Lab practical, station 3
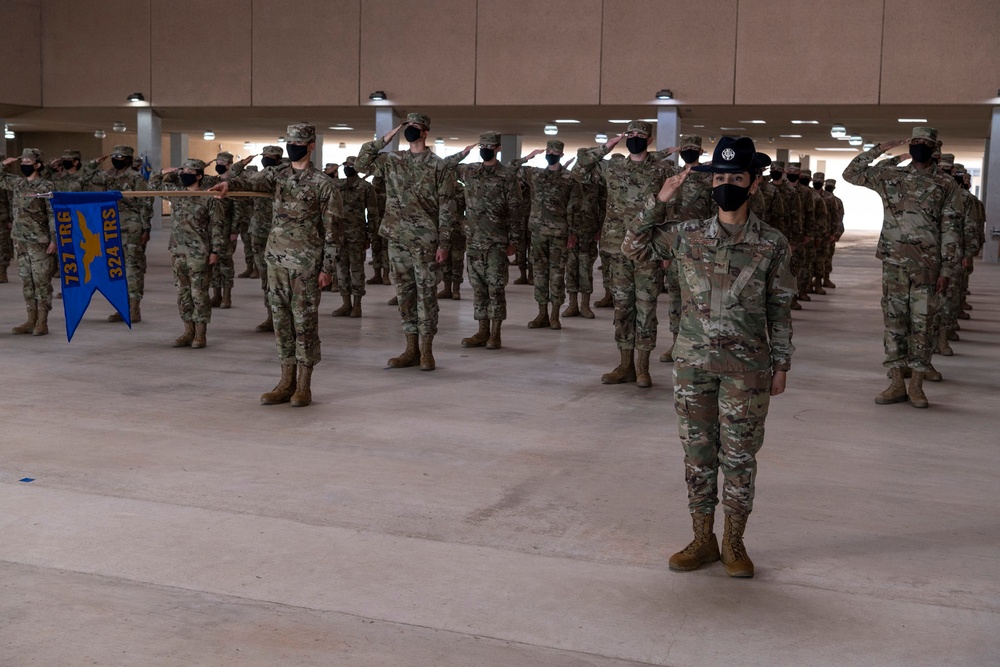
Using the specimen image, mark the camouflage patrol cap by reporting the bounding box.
[61,149,82,160]
[910,126,938,143]
[786,161,801,171]
[627,120,653,136]
[813,171,825,180]
[546,139,564,153]
[801,168,812,178]
[182,158,207,172]
[286,124,316,143]
[261,145,283,157]
[20,148,43,162]
[938,153,955,167]
[215,151,234,165]
[324,162,339,169]
[824,178,836,186]
[111,145,135,158]
[479,131,501,146]
[771,160,785,170]
[343,156,357,165]
[954,163,967,174]
[678,135,702,150]
[406,112,431,129]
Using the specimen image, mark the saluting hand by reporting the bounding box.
[383,124,402,143]
[605,133,624,150]
[655,165,692,203]
[880,139,910,151]
[208,182,230,198]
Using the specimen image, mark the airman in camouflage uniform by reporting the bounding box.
[356,112,456,371]
[512,139,581,331]
[1,149,56,335]
[564,166,606,319]
[83,145,152,322]
[797,167,829,296]
[217,124,344,407]
[0,153,13,283]
[818,177,845,288]
[843,127,961,408]
[246,145,285,332]
[574,120,678,388]
[935,156,981,355]
[49,150,88,192]
[624,136,795,579]
[954,164,984,318]
[769,161,804,309]
[206,151,243,309]
[437,183,467,300]
[366,173,391,286]
[330,155,378,319]
[149,159,225,348]
[442,131,525,349]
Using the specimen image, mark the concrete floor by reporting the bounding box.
[0,231,997,666]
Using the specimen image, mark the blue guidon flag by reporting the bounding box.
[51,192,131,341]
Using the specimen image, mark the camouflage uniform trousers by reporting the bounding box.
[240,225,254,272]
[530,233,568,305]
[14,241,56,309]
[796,243,816,294]
[211,235,237,290]
[933,273,961,336]
[467,244,510,321]
[370,233,390,274]
[665,260,681,335]
[814,241,833,280]
[881,262,937,372]
[565,236,597,295]
[267,264,322,367]
[441,229,466,286]
[336,239,367,297]
[121,220,147,305]
[172,252,212,324]
[674,365,772,516]
[0,221,12,270]
[607,253,662,352]
[388,241,440,336]
[252,231,270,310]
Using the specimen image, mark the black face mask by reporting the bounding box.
[215,164,228,175]
[61,160,76,170]
[20,164,37,177]
[326,170,338,179]
[403,126,423,143]
[261,156,279,168]
[286,144,309,162]
[824,185,835,193]
[769,171,782,181]
[953,174,964,185]
[625,137,648,154]
[786,173,799,183]
[680,149,700,164]
[479,148,496,162]
[712,183,752,212]
[812,181,823,190]
[909,143,934,163]
[344,166,357,178]
[545,154,561,166]
[111,157,131,171]
[179,173,199,187]
[961,182,970,190]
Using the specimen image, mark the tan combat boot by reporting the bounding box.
[812,278,827,295]
[249,266,260,279]
[636,350,652,388]
[382,267,391,285]
[660,333,678,363]
[220,285,232,309]
[789,297,802,310]
[594,289,613,308]
[366,271,382,285]
[260,363,297,405]
[108,310,124,322]
[486,319,502,349]
[387,295,398,306]
[129,300,141,323]
[255,314,274,333]
[527,304,549,329]
[937,329,954,356]
[823,274,836,288]
[875,367,908,404]
[12,301,37,334]
[461,320,490,348]
[579,293,595,319]
[436,281,453,299]
[387,334,420,368]
[290,365,313,407]
[331,293,352,317]
[0,265,7,283]
[721,515,754,578]
[419,335,435,371]
[513,267,529,285]
[191,322,207,349]
[549,303,561,330]
[601,348,637,384]
[957,309,971,320]
[924,361,942,382]
[452,281,461,300]
[908,371,928,408]
[210,286,222,308]
[668,513,720,572]
[562,292,580,317]
[32,304,49,336]
[173,321,195,347]
[350,295,363,318]
[238,266,253,278]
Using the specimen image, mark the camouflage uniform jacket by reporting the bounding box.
[573,146,678,253]
[50,170,88,193]
[777,181,804,244]
[355,139,456,252]
[443,157,524,250]
[577,171,607,241]
[752,181,789,240]
[793,182,818,242]
[0,171,55,243]
[669,168,715,221]
[0,188,12,230]
[83,163,153,233]
[816,189,841,239]
[624,204,796,372]
[956,189,983,258]
[148,172,225,258]
[843,145,961,281]
[510,159,581,239]
[229,163,344,274]
[336,175,378,243]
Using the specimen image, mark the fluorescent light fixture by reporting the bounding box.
[608,119,631,124]
[449,137,459,140]
[779,134,802,138]
[203,131,215,141]
[720,127,746,131]
[368,90,386,101]
[897,118,927,123]
[94,129,106,139]
[738,120,766,124]
[655,89,673,100]
[848,135,863,146]
[863,142,876,151]
[434,138,445,146]
[831,124,847,137]
[243,141,252,150]
[328,126,353,131]
[693,125,705,128]
[815,147,859,151]
[543,125,558,135]
[836,136,853,141]
[595,133,608,143]
[112,121,126,133]
[554,119,580,124]
[277,136,286,144]
[791,120,819,124]
[338,142,347,149]
[4,127,14,140]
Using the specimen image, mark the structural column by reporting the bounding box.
[500,134,521,165]
[312,133,324,171]
[375,108,401,153]
[984,107,1000,263]
[136,107,162,229]
[656,106,678,160]
[169,132,188,168]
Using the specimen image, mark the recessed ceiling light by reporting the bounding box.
[543,125,558,135]
[815,147,859,151]
[693,125,705,128]
[449,137,459,140]
[328,126,354,131]
[897,118,928,123]
[791,120,819,124]
[720,127,746,131]
[203,131,215,140]
[779,134,802,138]
[434,138,445,146]
[863,143,876,151]
[608,119,631,124]
[738,120,766,124]
[554,119,580,124]
[831,124,847,138]
[640,118,657,123]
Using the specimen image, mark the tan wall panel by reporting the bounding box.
[252,0,360,106]
[0,0,42,106]
[151,0,252,106]
[42,0,151,107]
[601,0,737,105]
[881,0,1000,104]
[477,0,602,105]
[360,0,475,106]
[735,0,882,105]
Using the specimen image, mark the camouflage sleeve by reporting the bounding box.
[209,199,226,255]
[355,138,388,174]
[964,197,983,256]
[775,192,789,238]
[598,183,608,233]
[875,155,904,168]
[572,145,609,182]
[364,183,378,239]
[147,171,165,190]
[506,174,525,248]
[322,180,345,276]
[842,144,888,192]
[436,166,456,253]
[938,183,962,279]
[441,152,468,170]
[766,240,796,372]
[133,174,153,234]
[0,172,17,191]
[621,196,679,262]
[228,167,274,193]
[81,160,104,187]
[569,178,583,238]
[509,157,529,168]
